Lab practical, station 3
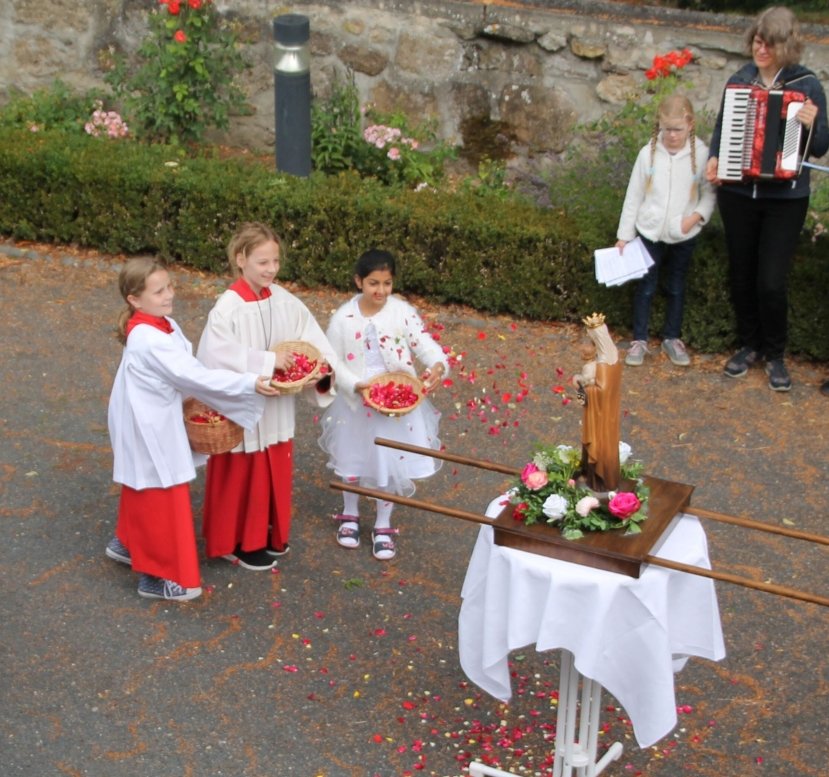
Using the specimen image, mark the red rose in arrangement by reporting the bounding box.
[189,409,227,424]
[367,380,420,410]
[273,352,319,384]
[608,492,641,520]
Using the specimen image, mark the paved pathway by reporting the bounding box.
[1,241,827,776]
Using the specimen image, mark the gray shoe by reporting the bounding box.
[138,574,202,602]
[625,340,648,366]
[765,359,792,392]
[724,347,760,378]
[661,338,690,366]
[105,536,131,565]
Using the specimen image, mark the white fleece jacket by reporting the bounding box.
[617,136,716,245]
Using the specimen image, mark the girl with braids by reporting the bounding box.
[105,256,276,601]
[615,94,715,368]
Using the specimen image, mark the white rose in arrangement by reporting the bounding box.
[618,441,632,465]
[541,494,569,521]
[575,495,600,517]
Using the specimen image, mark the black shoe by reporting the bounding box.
[765,359,792,392]
[724,347,760,378]
[821,380,829,397]
[221,547,277,571]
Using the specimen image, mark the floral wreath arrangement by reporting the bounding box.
[507,442,649,541]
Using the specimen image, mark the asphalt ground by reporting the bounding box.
[0,240,827,777]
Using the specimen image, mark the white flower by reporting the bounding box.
[618,441,632,465]
[541,494,568,521]
[554,444,577,465]
[575,495,600,517]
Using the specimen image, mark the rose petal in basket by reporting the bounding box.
[361,371,424,416]
[270,340,322,394]
[183,397,244,455]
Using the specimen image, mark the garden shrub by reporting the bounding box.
[0,124,827,359]
[104,0,248,144]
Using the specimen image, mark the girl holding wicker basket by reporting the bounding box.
[319,249,449,561]
[196,223,337,571]
[105,256,277,602]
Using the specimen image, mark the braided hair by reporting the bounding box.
[645,94,699,202]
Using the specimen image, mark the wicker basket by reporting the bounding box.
[361,371,424,416]
[183,397,244,455]
[270,340,323,394]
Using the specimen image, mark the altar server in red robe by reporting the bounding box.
[105,256,277,601]
[196,223,337,570]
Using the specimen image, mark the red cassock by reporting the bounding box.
[117,483,200,588]
[202,442,293,557]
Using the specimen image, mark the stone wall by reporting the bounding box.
[2,0,829,171]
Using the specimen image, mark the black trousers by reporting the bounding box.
[716,188,809,361]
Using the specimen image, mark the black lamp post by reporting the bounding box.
[273,14,311,176]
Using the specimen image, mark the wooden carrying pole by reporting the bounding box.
[331,480,829,608]
[344,438,829,608]
[374,437,829,547]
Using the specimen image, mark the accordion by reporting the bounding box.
[716,85,805,182]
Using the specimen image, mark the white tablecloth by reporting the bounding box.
[458,497,726,748]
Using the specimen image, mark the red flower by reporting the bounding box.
[188,409,227,424]
[273,352,318,384]
[647,49,693,80]
[188,0,202,7]
[168,0,181,14]
[366,380,420,410]
[174,29,187,43]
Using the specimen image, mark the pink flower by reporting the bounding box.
[387,147,401,161]
[575,496,600,517]
[608,492,641,520]
[520,462,548,490]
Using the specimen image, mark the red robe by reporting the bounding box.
[117,313,199,586]
[202,278,293,556]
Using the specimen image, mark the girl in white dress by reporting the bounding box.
[319,249,448,560]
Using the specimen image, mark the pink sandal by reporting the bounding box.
[371,528,399,561]
[333,513,360,548]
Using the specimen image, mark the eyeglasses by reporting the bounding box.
[752,37,775,52]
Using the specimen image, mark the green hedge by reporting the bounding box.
[1,128,827,359]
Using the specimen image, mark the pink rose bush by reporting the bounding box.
[508,442,648,540]
[84,101,129,138]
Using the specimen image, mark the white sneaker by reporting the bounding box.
[625,340,648,366]
[661,338,690,366]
